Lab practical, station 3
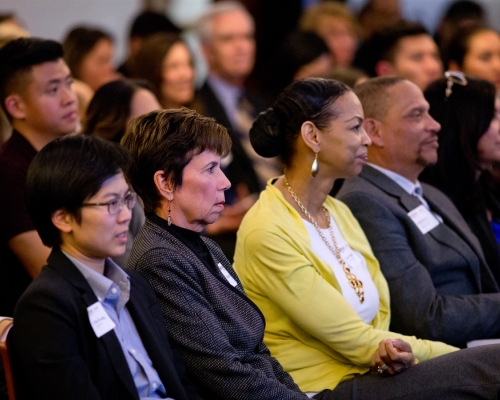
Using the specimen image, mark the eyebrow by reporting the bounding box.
[344,116,363,123]
[45,73,72,86]
[100,189,131,199]
[403,106,427,116]
[204,161,219,169]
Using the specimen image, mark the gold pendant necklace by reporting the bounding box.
[283,176,365,303]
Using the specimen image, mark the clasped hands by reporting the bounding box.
[370,339,415,377]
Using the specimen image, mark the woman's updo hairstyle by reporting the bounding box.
[250,78,350,167]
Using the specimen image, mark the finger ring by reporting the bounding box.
[377,364,388,374]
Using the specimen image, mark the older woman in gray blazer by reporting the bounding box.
[121,108,308,400]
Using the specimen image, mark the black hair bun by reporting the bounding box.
[250,108,283,158]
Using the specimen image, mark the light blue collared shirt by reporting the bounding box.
[208,73,243,130]
[63,252,170,400]
[368,163,442,222]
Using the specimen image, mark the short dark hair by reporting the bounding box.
[83,79,155,142]
[62,26,112,80]
[422,75,496,214]
[443,1,484,23]
[250,78,350,168]
[0,37,63,118]
[265,30,330,99]
[354,21,430,77]
[121,108,232,214]
[26,135,132,247]
[129,10,180,39]
[353,76,406,120]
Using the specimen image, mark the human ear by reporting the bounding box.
[363,118,384,147]
[300,121,320,153]
[153,170,175,201]
[4,94,27,120]
[375,60,395,77]
[51,209,74,234]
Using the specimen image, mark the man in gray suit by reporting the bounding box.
[337,76,500,347]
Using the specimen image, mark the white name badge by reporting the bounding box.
[217,263,238,287]
[408,205,440,235]
[87,301,116,338]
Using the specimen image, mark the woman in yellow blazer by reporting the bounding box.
[233,78,500,399]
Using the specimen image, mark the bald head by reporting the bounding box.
[356,77,441,182]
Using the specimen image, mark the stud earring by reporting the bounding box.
[311,151,319,177]
[167,201,172,226]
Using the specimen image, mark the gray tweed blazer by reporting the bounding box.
[127,217,306,400]
[338,165,500,347]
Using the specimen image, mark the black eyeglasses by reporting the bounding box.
[81,192,137,215]
[445,70,467,98]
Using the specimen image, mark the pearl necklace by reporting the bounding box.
[283,176,365,303]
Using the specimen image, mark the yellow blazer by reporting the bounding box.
[233,181,457,392]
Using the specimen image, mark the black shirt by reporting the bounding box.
[147,213,217,273]
[0,130,38,316]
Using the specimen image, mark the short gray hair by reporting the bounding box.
[196,1,254,44]
[353,76,405,120]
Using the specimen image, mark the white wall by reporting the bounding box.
[3,0,500,64]
[348,0,500,33]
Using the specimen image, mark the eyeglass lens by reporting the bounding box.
[109,193,137,214]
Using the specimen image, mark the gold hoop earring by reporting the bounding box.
[167,201,172,226]
[311,151,319,177]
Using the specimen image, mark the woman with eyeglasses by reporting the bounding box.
[83,79,161,267]
[421,72,500,286]
[9,135,200,399]
[232,78,500,398]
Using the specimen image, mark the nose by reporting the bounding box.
[361,127,372,147]
[117,201,132,224]
[219,169,231,191]
[62,84,77,105]
[426,113,441,133]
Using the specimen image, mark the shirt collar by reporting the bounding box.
[367,163,423,196]
[62,251,130,305]
[208,74,243,118]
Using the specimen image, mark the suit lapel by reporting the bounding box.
[360,166,485,290]
[424,191,498,291]
[197,82,234,130]
[49,249,139,399]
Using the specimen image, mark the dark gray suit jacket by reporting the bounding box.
[127,217,306,400]
[337,165,500,346]
[10,248,199,400]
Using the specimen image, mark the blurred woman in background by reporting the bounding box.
[300,2,358,68]
[63,26,120,92]
[83,79,160,142]
[444,25,500,92]
[130,32,195,109]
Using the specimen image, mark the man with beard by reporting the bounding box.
[337,77,500,348]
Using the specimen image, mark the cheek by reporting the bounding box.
[464,55,487,74]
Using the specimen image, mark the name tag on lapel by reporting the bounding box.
[87,302,115,338]
[408,205,440,234]
[217,263,238,287]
